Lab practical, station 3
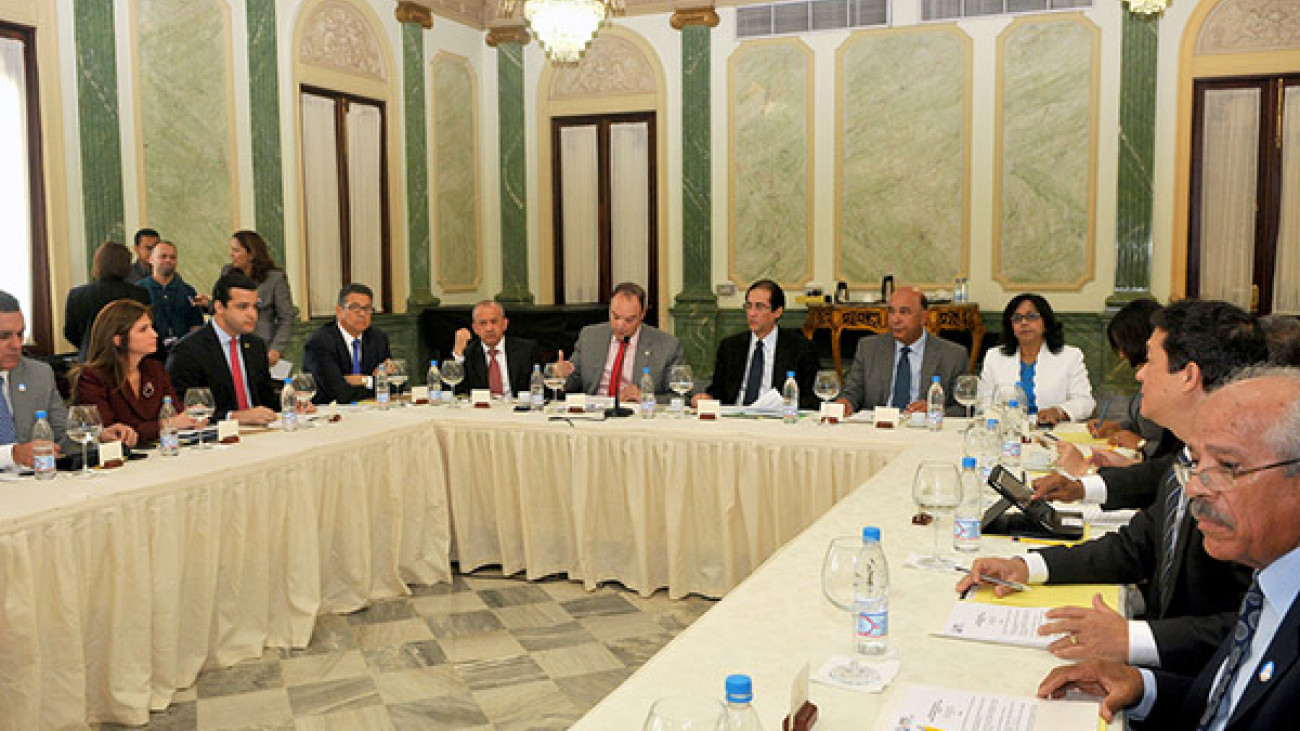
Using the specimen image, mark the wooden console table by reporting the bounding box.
[802,303,985,380]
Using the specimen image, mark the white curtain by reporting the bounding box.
[0,39,32,322]
[347,103,384,309]
[300,93,343,317]
[1275,86,1300,314]
[609,122,650,290]
[1198,88,1261,310]
[560,125,600,303]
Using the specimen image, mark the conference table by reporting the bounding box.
[0,402,929,729]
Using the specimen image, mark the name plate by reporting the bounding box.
[696,399,721,420]
[875,407,900,429]
[471,389,492,408]
[98,440,124,468]
[566,393,587,413]
[411,385,430,405]
[218,419,240,444]
[819,402,845,424]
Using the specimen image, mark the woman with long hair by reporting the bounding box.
[63,241,152,359]
[73,299,197,445]
[221,229,294,366]
[979,293,1095,425]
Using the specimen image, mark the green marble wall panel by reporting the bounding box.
[678,24,714,301]
[247,0,285,264]
[136,0,234,290]
[729,41,810,286]
[838,29,968,287]
[75,0,125,257]
[403,22,433,305]
[496,42,532,303]
[433,54,480,291]
[996,19,1097,288]
[1112,12,1159,299]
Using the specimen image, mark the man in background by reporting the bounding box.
[137,240,205,357]
[303,283,392,404]
[450,300,541,397]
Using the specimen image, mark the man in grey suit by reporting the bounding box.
[556,282,684,400]
[837,286,968,416]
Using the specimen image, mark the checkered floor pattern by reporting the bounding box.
[96,566,716,730]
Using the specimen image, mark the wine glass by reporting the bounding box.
[954,374,980,423]
[913,460,962,571]
[642,696,725,731]
[440,359,464,407]
[813,369,840,422]
[66,404,102,477]
[820,536,883,685]
[543,362,566,412]
[668,364,693,418]
[292,373,317,427]
[388,359,409,406]
[183,387,215,449]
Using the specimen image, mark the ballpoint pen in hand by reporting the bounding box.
[954,566,1030,593]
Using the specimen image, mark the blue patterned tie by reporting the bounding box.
[743,341,765,406]
[0,374,15,444]
[1155,452,1191,615]
[351,338,362,375]
[891,346,912,408]
[1198,577,1264,730]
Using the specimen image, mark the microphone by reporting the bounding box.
[605,336,634,418]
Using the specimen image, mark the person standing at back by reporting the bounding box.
[136,240,206,357]
[221,230,294,367]
[129,228,159,282]
[63,241,151,360]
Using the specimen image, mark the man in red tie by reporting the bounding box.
[555,282,683,402]
[166,272,279,425]
[449,300,541,398]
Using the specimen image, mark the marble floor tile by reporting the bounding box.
[531,641,624,679]
[439,631,527,664]
[577,611,672,642]
[277,615,357,658]
[553,666,634,710]
[353,618,435,651]
[196,688,293,730]
[292,704,394,731]
[425,609,505,638]
[510,621,597,652]
[195,660,283,699]
[604,632,677,667]
[455,655,548,692]
[361,638,447,673]
[98,701,196,731]
[386,696,490,731]
[471,679,581,728]
[476,585,553,608]
[285,677,381,718]
[537,580,598,602]
[345,599,417,626]
[373,665,468,704]
[492,602,572,630]
[410,591,489,616]
[279,651,369,687]
[560,593,639,618]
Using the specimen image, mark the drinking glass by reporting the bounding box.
[440,359,464,407]
[668,364,693,417]
[820,536,883,685]
[184,387,215,449]
[912,460,962,570]
[813,370,840,422]
[642,696,725,731]
[66,404,102,477]
[954,374,980,422]
[543,362,566,412]
[292,373,317,427]
[388,359,409,405]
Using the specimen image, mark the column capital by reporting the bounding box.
[395,1,433,29]
[486,24,531,47]
[670,6,719,29]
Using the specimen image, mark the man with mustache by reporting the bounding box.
[1038,368,1300,727]
[956,300,1266,674]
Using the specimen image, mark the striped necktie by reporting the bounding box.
[1197,577,1264,730]
[0,374,15,444]
[1155,452,1192,616]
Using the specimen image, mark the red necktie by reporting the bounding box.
[487,348,504,396]
[608,339,628,397]
[229,337,250,410]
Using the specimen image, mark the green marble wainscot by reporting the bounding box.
[679,23,714,300]
[997,18,1097,287]
[1111,11,1159,301]
[136,0,235,290]
[496,42,532,303]
[839,28,969,286]
[75,0,125,255]
[729,41,811,285]
[403,21,434,305]
[246,0,285,265]
[433,54,480,291]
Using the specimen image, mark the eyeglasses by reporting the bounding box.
[344,304,375,314]
[1010,312,1042,324]
[1175,457,1300,493]
[742,302,773,312]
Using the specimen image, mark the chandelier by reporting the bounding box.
[500,0,623,63]
[1125,0,1168,15]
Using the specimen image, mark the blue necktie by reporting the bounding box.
[891,346,912,408]
[351,338,362,375]
[1198,577,1264,730]
[0,374,15,444]
[1156,452,1192,615]
[743,341,765,406]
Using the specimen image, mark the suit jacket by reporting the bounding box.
[74,359,177,443]
[1099,453,1178,512]
[980,345,1096,421]
[62,279,152,356]
[565,323,684,397]
[219,265,294,355]
[840,332,968,415]
[456,336,542,396]
[5,356,71,450]
[302,322,392,404]
[166,323,279,419]
[1145,580,1300,729]
[705,328,819,409]
[1036,464,1253,673]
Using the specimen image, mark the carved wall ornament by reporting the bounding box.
[395,1,433,28]
[1196,0,1300,55]
[299,0,387,81]
[550,35,656,99]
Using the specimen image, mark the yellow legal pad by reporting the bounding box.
[966,583,1123,610]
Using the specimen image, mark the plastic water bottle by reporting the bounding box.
[639,367,656,418]
[32,410,57,480]
[375,364,391,409]
[1001,401,1022,472]
[854,526,890,657]
[926,375,945,431]
[280,378,298,431]
[954,456,982,553]
[723,674,764,731]
[158,396,180,457]
[426,360,442,404]
[782,371,799,424]
[529,364,545,411]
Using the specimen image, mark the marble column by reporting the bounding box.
[1109,10,1159,305]
[669,8,719,374]
[399,2,438,307]
[247,0,286,264]
[488,27,534,304]
[75,0,125,259]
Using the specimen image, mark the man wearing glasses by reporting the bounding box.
[303,283,392,404]
[956,300,1267,675]
[695,279,819,409]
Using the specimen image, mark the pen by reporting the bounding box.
[1012,535,1071,546]
[1090,396,1112,437]
[953,566,1030,592]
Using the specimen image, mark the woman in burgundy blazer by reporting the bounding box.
[73,299,196,444]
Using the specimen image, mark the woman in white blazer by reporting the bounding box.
[980,293,1094,425]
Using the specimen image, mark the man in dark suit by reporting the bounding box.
[957,300,1268,675]
[1037,369,1300,729]
[166,272,279,425]
[303,283,392,404]
[450,300,541,397]
[695,279,819,410]
[835,287,968,416]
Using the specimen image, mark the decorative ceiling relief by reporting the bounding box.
[549,35,655,99]
[299,0,387,80]
[1196,0,1300,54]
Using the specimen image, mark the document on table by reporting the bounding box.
[965,583,1122,611]
[875,683,1099,731]
[935,601,1064,649]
